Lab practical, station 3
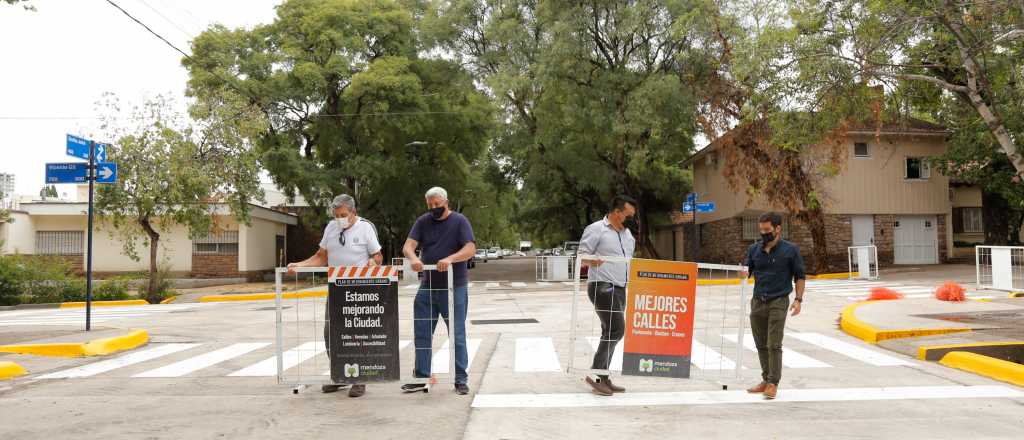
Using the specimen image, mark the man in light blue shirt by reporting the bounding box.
[578,195,637,396]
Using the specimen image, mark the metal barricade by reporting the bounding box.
[976,245,1024,291]
[535,255,574,282]
[847,245,880,280]
[566,254,749,387]
[274,265,456,393]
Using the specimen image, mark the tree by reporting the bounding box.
[426,0,700,257]
[94,93,266,301]
[183,0,495,257]
[3,0,34,11]
[39,185,57,199]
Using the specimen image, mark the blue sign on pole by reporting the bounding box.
[686,193,697,204]
[696,202,716,213]
[682,202,694,212]
[66,134,107,162]
[45,162,117,184]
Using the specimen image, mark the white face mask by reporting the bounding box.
[336,216,351,229]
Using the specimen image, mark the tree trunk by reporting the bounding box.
[982,191,1011,245]
[800,208,831,274]
[139,217,161,302]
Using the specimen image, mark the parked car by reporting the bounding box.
[475,249,488,263]
[486,249,501,259]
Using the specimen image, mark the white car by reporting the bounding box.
[474,249,488,263]
[486,249,500,259]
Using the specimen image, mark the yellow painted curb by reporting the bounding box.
[60,299,149,309]
[159,296,177,304]
[918,341,1024,360]
[810,272,859,280]
[940,351,1024,387]
[1010,292,1024,298]
[199,290,328,303]
[839,301,971,344]
[0,361,27,380]
[0,329,149,357]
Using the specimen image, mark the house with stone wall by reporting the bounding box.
[678,118,966,273]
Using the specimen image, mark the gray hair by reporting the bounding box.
[330,194,356,211]
[424,186,448,201]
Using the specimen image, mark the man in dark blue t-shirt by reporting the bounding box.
[401,186,476,395]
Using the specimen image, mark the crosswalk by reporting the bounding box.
[803,279,992,300]
[32,329,913,382]
[0,304,206,326]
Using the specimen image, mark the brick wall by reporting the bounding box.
[191,254,240,278]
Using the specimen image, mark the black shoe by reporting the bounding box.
[455,383,469,395]
[348,384,366,398]
[402,383,427,393]
[321,384,348,394]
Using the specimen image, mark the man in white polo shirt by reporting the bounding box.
[288,194,382,397]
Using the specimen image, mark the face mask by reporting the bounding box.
[761,231,775,244]
[430,206,446,220]
[624,216,638,229]
[336,216,351,229]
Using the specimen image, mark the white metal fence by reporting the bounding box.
[274,265,456,393]
[847,245,879,280]
[536,255,575,282]
[566,255,749,386]
[976,245,1024,291]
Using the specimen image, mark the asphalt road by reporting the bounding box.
[1,263,1022,439]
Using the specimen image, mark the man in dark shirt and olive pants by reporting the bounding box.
[741,212,805,400]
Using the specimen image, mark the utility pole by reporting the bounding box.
[85,140,96,331]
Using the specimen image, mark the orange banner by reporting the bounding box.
[622,259,697,378]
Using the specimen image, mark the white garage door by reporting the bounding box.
[894,215,938,264]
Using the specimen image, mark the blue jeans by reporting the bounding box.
[413,285,469,384]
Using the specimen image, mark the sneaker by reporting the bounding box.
[401,383,427,393]
[454,383,469,395]
[348,384,366,398]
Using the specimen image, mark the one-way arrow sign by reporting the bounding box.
[45,162,118,184]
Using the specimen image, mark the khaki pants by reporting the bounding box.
[749,295,789,385]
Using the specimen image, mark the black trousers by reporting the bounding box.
[587,281,626,372]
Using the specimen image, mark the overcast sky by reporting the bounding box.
[0,0,281,199]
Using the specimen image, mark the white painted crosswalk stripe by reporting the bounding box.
[471,385,1024,408]
[228,342,325,377]
[133,342,271,378]
[486,282,500,288]
[723,333,832,368]
[689,340,739,370]
[431,339,482,374]
[0,304,204,326]
[586,337,624,371]
[39,344,201,379]
[509,282,528,288]
[786,332,913,366]
[537,282,552,287]
[514,337,562,372]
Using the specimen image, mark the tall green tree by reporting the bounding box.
[95,93,265,301]
[426,0,699,256]
[183,0,495,257]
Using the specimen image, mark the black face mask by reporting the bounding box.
[430,206,446,220]
[761,231,776,244]
[624,216,638,229]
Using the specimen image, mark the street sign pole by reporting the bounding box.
[85,141,95,331]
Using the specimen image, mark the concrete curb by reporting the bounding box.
[59,300,150,309]
[809,272,859,280]
[198,291,327,303]
[839,301,972,344]
[940,351,1024,387]
[918,341,1024,361]
[0,329,149,357]
[0,361,27,380]
[159,296,178,304]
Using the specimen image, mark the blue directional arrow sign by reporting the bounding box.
[66,134,107,162]
[681,202,694,212]
[45,162,117,184]
[696,202,716,213]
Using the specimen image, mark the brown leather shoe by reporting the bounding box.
[602,377,625,393]
[763,383,777,400]
[746,381,768,393]
[585,377,613,396]
[348,384,366,398]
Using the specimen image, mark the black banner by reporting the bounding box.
[328,277,400,383]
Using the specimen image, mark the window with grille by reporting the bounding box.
[193,230,239,255]
[963,207,983,233]
[36,231,84,255]
[905,157,931,180]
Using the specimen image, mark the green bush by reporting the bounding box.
[0,255,131,305]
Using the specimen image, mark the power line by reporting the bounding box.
[105,0,192,61]
[135,0,196,39]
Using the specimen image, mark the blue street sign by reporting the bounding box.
[682,202,694,212]
[696,202,716,213]
[45,162,117,184]
[66,134,107,162]
[686,193,697,204]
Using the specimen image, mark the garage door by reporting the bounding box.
[894,215,938,264]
